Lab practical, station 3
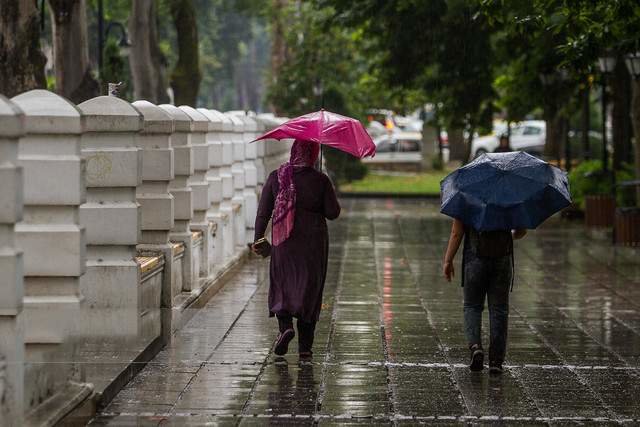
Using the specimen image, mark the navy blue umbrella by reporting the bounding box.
[440,151,571,231]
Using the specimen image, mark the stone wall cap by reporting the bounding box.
[11,89,82,134]
[78,96,143,132]
[178,106,209,132]
[210,109,233,132]
[234,114,258,132]
[255,114,288,130]
[159,104,192,132]
[224,112,245,132]
[197,108,223,131]
[132,100,174,134]
[0,95,25,137]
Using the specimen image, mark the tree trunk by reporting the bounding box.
[48,0,99,103]
[464,126,475,165]
[0,0,47,96]
[544,107,563,162]
[269,0,287,114]
[448,128,466,162]
[581,86,591,160]
[169,0,201,107]
[612,57,633,169]
[129,0,168,104]
[631,79,640,204]
[421,120,437,170]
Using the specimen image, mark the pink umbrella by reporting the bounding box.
[252,109,376,158]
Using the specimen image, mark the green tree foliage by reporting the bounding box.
[324,0,495,143]
[266,2,390,183]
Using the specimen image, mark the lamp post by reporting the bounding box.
[597,54,616,171]
[625,51,640,205]
[97,0,131,78]
[581,74,593,160]
[625,51,640,77]
[598,54,617,219]
[539,69,569,168]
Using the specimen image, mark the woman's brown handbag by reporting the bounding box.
[251,237,272,258]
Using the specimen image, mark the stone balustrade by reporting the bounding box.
[0,95,25,426]
[0,89,289,426]
[196,109,226,268]
[228,114,248,247]
[158,104,196,294]
[77,96,142,338]
[217,111,236,260]
[178,106,212,281]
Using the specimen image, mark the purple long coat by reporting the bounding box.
[254,167,341,323]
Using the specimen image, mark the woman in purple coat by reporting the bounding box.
[252,140,341,358]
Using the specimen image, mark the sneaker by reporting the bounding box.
[299,351,313,360]
[274,328,295,356]
[489,362,503,374]
[469,344,484,371]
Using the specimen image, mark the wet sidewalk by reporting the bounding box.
[91,199,640,425]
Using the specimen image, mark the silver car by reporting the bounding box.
[470,121,546,159]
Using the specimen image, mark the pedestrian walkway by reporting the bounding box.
[91,199,640,425]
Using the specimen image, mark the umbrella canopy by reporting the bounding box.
[440,151,571,231]
[252,109,376,159]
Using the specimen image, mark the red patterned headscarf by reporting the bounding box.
[272,140,321,246]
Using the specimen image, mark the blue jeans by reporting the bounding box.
[463,252,512,364]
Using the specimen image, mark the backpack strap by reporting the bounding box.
[510,249,515,292]
[461,228,468,288]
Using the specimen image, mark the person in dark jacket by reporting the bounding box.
[442,218,526,373]
[493,134,512,153]
[253,139,341,359]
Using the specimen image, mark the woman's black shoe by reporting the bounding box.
[469,344,484,371]
[489,362,503,374]
[274,328,295,356]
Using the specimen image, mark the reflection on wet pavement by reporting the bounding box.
[91,199,640,425]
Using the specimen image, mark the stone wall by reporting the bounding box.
[0,90,291,426]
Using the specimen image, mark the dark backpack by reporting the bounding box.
[476,230,513,258]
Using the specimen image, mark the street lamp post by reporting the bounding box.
[625,51,640,78]
[597,54,616,171]
[625,51,640,205]
[539,69,569,168]
[97,0,131,78]
[581,74,592,160]
[598,54,617,224]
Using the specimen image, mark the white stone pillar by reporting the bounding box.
[159,104,197,291]
[226,114,247,249]
[0,95,25,426]
[77,96,142,337]
[214,111,235,261]
[11,90,85,412]
[254,116,267,194]
[237,115,259,232]
[11,89,85,346]
[131,100,175,340]
[197,108,226,269]
[177,106,212,279]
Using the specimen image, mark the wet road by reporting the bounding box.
[92,199,640,425]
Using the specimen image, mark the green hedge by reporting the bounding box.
[568,160,635,209]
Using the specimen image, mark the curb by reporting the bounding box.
[338,192,441,200]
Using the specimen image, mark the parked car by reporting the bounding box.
[469,120,546,159]
[374,131,422,152]
[363,131,424,166]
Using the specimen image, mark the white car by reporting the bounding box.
[470,121,546,159]
[365,131,423,164]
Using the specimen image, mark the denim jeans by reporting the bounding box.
[462,252,512,364]
[277,315,316,353]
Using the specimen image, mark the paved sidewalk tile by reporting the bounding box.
[92,199,640,425]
